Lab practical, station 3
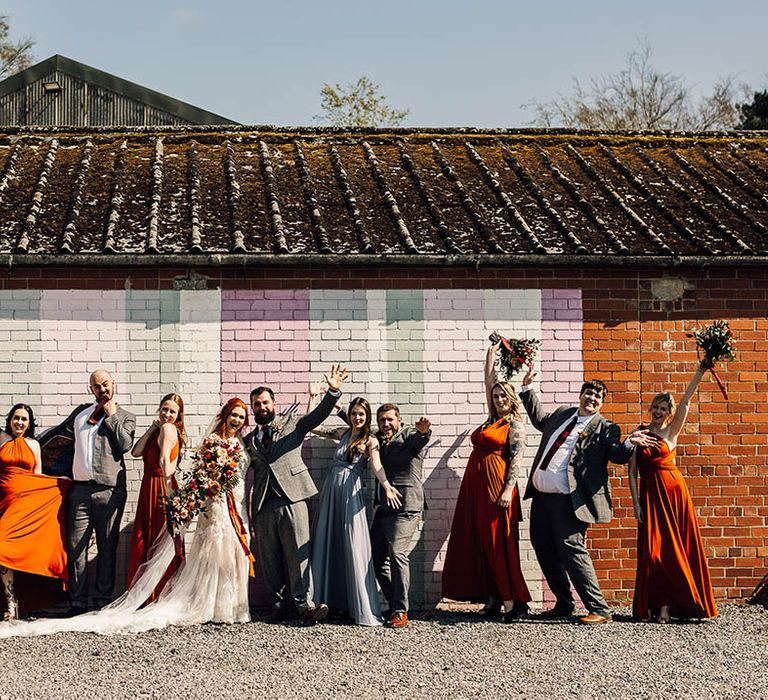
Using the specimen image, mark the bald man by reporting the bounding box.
[40,369,135,614]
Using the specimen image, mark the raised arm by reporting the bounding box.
[367,437,402,509]
[519,364,550,432]
[306,380,347,440]
[103,409,136,455]
[132,421,160,458]
[157,423,179,478]
[665,361,707,442]
[485,341,501,414]
[497,420,525,508]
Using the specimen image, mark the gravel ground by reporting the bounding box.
[1,604,767,699]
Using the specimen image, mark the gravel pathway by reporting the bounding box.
[1,605,767,699]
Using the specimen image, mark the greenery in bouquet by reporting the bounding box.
[687,320,736,400]
[688,319,736,366]
[165,434,245,535]
[489,331,541,380]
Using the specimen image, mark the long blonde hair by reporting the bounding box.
[484,381,520,428]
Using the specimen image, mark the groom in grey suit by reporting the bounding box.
[40,369,136,615]
[247,364,347,625]
[519,366,653,624]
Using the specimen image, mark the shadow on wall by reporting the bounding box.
[419,429,470,606]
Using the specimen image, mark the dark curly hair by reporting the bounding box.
[4,403,37,438]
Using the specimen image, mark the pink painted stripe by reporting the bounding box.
[220,290,311,409]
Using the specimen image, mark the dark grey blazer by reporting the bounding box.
[520,388,632,525]
[39,402,136,488]
[376,426,430,513]
[247,390,339,513]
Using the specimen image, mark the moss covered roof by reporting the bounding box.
[1,125,767,260]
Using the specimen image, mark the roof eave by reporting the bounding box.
[2,253,767,269]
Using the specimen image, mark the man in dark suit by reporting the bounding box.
[520,366,654,625]
[246,364,347,625]
[40,369,136,615]
[370,403,431,629]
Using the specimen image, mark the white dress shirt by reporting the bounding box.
[532,413,596,495]
[72,403,104,481]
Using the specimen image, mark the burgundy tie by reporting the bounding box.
[261,427,272,448]
[537,415,578,471]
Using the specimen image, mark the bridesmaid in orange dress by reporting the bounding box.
[442,341,531,622]
[629,360,718,623]
[0,404,70,620]
[126,393,187,601]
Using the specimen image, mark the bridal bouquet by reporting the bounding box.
[166,434,246,535]
[489,331,541,380]
[687,320,736,400]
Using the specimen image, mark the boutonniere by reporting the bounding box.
[271,420,283,434]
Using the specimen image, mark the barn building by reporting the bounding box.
[0,124,766,609]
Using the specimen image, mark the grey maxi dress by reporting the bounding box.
[311,435,383,626]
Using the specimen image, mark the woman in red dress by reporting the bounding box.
[442,341,531,622]
[629,360,717,623]
[126,393,187,601]
[0,404,70,620]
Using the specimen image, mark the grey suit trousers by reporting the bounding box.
[254,491,312,613]
[529,492,610,616]
[67,481,127,609]
[370,509,421,613]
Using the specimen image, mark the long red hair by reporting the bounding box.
[211,398,249,437]
[159,392,187,449]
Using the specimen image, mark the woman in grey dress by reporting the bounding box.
[310,396,402,626]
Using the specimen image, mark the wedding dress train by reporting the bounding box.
[0,450,251,638]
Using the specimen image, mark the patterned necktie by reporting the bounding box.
[260,426,272,448]
[537,415,579,471]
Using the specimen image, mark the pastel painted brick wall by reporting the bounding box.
[1,264,766,608]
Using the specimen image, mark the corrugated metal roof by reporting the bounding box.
[0,125,766,262]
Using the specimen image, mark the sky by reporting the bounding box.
[3,0,767,128]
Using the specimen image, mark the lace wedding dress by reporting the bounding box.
[0,443,251,637]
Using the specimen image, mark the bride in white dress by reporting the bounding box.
[0,398,253,637]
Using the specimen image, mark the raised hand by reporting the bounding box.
[415,416,431,435]
[522,364,537,387]
[325,364,349,391]
[308,379,326,397]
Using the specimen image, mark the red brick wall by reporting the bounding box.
[2,263,765,603]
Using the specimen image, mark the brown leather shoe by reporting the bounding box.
[299,603,329,626]
[387,611,408,629]
[578,612,612,625]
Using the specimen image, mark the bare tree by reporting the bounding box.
[528,40,747,131]
[0,15,34,80]
[317,76,409,128]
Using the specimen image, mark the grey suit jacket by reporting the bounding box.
[376,426,430,514]
[247,390,339,514]
[520,388,632,525]
[39,402,136,488]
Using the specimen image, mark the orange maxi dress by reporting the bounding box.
[126,437,183,601]
[0,436,70,613]
[633,438,717,620]
[442,419,531,604]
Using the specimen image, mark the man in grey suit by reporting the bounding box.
[246,364,347,625]
[520,366,653,625]
[370,403,431,629]
[40,369,136,615]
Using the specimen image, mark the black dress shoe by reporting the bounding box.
[539,604,575,619]
[503,601,530,622]
[265,606,289,623]
[478,605,502,620]
[299,603,329,626]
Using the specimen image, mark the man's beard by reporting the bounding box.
[254,409,275,426]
